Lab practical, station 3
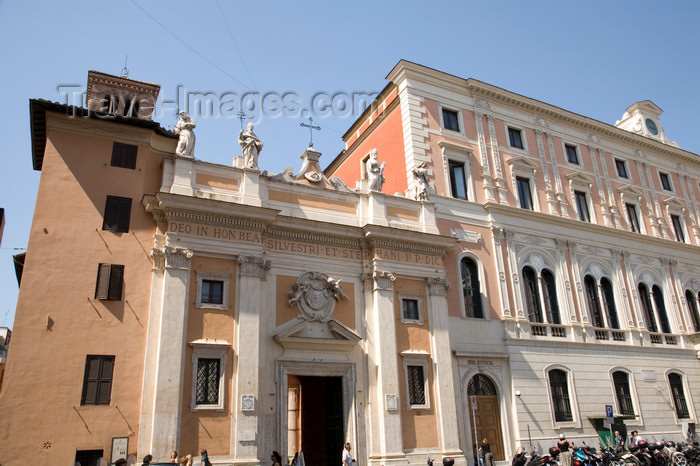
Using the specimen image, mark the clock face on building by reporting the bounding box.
[645,118,659,135]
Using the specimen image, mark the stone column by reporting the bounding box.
[365,271,403,463]
[138,246,193,459]
[233,255,271,463]
[426,277,462,458]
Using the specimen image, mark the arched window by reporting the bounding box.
[584,275,620,329]
[601,278,620,329]
[668,373,690,419]
[652,285,671,334]
[542,270,561,324]
[638,283,658,333]
[612,371,634,415]
[548,369,573,422]
[585,275,604,328]
[523,266,543,323]
[467,374,497,395]
[685,290,700,332]
[461,257,484,319]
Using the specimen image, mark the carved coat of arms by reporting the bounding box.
[288,272,348,322]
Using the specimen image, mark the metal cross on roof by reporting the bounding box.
[300,116,321,148]
[237,110,253,130]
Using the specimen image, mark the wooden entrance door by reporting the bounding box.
[468,375,504,460]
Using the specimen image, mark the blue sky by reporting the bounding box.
[1,1,699,328]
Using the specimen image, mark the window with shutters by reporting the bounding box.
[626,203,641,233]
[81,355,114,405]
[95,264,124,301]
[574,190,591,222]
[685,290,700,332]
[402,356,429,409]
[102,196,132,233]
[190,343,228,411]
[110,142,138,169]
[671,214,686,243]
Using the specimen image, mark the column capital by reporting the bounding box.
[238,255,271,279]
[363,271,396,291]
[426,277,450,296]
[152,246,193,271]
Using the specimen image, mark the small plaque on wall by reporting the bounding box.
[241,395,255,412]
[385,394,398,411]
[111,437,129,463]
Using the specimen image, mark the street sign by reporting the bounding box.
[471,395,477,410]
[605,404,614,424]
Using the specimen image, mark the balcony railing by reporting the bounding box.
[530,323,567,338]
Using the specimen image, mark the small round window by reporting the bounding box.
[645,118,659,135]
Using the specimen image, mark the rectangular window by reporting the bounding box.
[196,358,221,405]
[81,355,114,405]
[102,196,132,233]
[201,280,224,304]
[442,108,460,132]
[448,160,468,200]
[660,172,673,191]
[516,176,533,210]
[626,203,641,233]
[407,365,426,406]
[110,142,138,169]
[615,159,629,179]
[95,264,124,301]
[565,144,579,165]
[508,127,524,150]
[671,215,686,242]
[574,190,591,222]
[402,298,420,322]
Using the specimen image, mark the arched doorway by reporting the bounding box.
[467,374,504,461]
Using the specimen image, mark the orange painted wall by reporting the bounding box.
[0,116,171,464]
[180,256,236,456]
[393,278,438,449]
[330,103,406,195]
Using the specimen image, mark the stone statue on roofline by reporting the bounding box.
[366,148,386,192]
[412,161,431,201]
[174,111,196,158]
[238,123,263,169]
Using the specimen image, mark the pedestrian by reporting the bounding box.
[142,454,153,466]
[479,438,494,466]
[342,442,355,466]
[201,449,212,466]
[614,431,625,452]
[557,434,573,466]
[271,451,282,466]
[630,431,642,446]
[171,450,193,466]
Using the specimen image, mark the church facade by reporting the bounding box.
[1,62,700,465]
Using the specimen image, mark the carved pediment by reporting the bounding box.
[617,184,643,201]
[566,171,594,187]
[273,318,361,350]
[662,196,685,212]
[506,155,537,173]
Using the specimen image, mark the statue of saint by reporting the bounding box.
[174,111,196,158]
[366,149,386,192]
[238,123,263,169]
[413,161,430,200]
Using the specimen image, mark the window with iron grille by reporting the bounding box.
[613,371,635,416]
[407,365,426,407]
[467,374,497,396]
[81,355,114,406]
[196,358,221,405]
[548,369,573,422]
[110,142,138,169]
[669,373,690,419]
[102,196,132,233]
[461,257,483,319]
